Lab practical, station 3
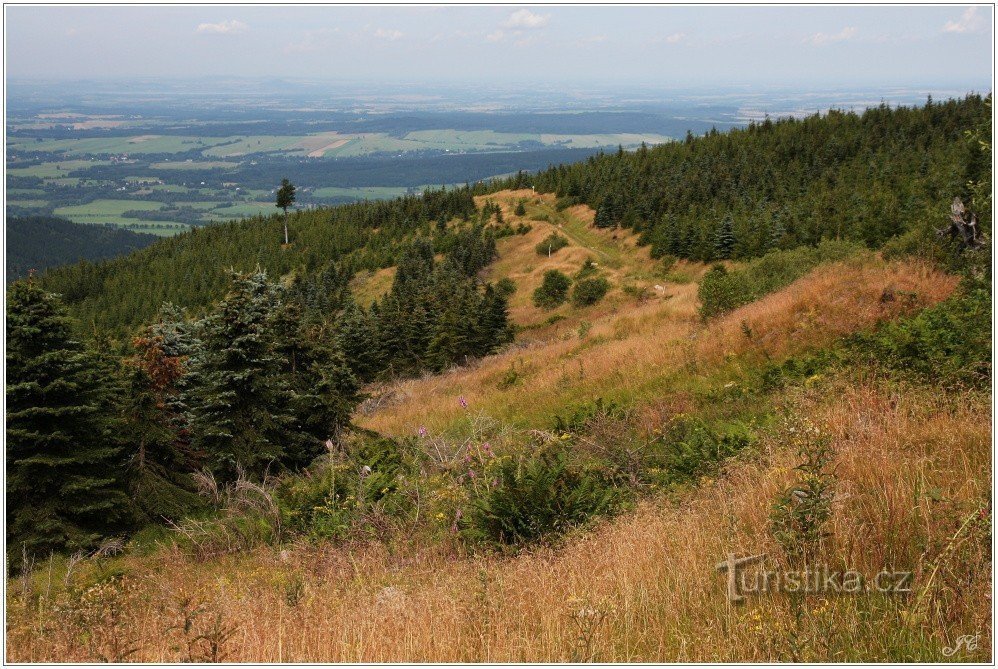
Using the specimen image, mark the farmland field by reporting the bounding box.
[12,84,836,235]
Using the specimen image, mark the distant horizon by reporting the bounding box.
[5,5,993,87]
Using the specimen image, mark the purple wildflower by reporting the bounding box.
[459,396,468,409]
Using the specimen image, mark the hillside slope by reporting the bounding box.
[9,245,988,662]
[6,216,157,282]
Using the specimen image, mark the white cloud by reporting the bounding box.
[195,20,248,35]
[581,34,608,44]
[486,30,505,43]
[805,26,857,45]
[502,9,550,30]
[944,7,984,33]
[664,32,686,44]
[373,28,403,41]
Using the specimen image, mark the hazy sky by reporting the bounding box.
[5,5,993,87]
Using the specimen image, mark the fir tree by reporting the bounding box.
[185,271,295,481]
[6,280,132,558]
[713,216,737,260]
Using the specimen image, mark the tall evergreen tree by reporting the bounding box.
[713,216,737,260]
[185,271,295,481]
[6,280,132,558]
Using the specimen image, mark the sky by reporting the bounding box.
[4,5,993,88]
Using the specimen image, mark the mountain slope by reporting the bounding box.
[6,216,157,281]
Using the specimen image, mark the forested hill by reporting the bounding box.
[7,216,157,282]
[37,94,989,334]
[494,94,991,260]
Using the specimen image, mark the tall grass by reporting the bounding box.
[7,380,989,662]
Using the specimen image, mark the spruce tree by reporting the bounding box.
[6,280,132,558]
[713,216,737,259]
[122,332,203,522]
[336,300,383,382]
[185,271,295,481]
[270,297,359,468]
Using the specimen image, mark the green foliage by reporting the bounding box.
[514,201,527,216]
[532,270,572,309]
[770,417,836,565]
[6,280,133,559]
[495,277,517,298]
[571,277,611,307]
[849,284,991,389]
[39,187,478,333]
[698,239,865,318]
[535,233,569,256]
[275,178,296,213]
[649,417,755,486]
[713,216,736,259]
[462,446,622,546]
[7,216,157,281]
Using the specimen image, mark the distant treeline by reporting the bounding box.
[6,216,157,281]
[492,94,992,261]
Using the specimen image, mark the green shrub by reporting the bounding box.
[555,196,582,211]
[571,277,610,307]
[698,239,865,318]
[514,201,527,216]
[462,447,622,546]
[535,233,569,256]
[849,286,991,389]
[533,270,571,309]
[648,417,755,486]
[495,277,517,298]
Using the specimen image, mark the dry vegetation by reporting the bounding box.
[5,190,987,662]
[8,380,989,662]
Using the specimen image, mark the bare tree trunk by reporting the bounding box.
[283,211,289,245]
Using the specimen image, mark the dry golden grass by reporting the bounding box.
[357,256,958,437]
[8,381,988,662]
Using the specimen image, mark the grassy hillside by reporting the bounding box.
[7,193,989,660]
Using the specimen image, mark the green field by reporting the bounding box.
[311,186,413,199]
[203,136,306,157]
[53,199,165,225]
[8,136,233,155]
[7,160,111,178]
[202,202,275,220]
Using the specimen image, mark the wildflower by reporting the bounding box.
[459,396,468,409]
[468,469,476,479]
[418,426,428,438]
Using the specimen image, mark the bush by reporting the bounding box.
[647,417,755,486]
[535,233,569,256]
[571,277,611,307]
[514,201,527,216]
[495,277,517,298]
[698,239,865,318]
[533,270,571,309]
[849,285,991,389]
[462,447,622,546]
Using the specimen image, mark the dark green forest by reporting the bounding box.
[7,216,157,281]
[495,94,991,261]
